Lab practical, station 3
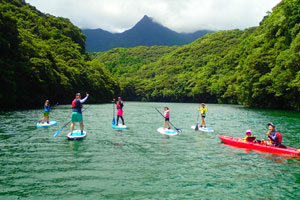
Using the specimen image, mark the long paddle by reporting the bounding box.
[112,101,116,125]
[53,105,90,138]
[155,108,182,133]
[195,108,200,130]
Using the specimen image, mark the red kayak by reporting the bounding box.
[219,136,300,156]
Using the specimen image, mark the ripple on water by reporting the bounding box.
[0,103,300,199]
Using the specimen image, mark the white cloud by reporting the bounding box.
[25,0,282,33]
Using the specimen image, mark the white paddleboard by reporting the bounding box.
[191,125,214,132]
[157,127,178,136]
[36,120,57,128]
[67,130,87,140]
[112,124,128,129]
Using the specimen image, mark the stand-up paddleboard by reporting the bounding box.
[157,127,178,136]
[67,130,87,140]
[112,123,128,129]
[36,120,57,128]
[191,125,214,132]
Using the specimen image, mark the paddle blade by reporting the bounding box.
[53,128,63,138]
[112,117,116,125]
[177,128,182,133]
[195,124,199,130]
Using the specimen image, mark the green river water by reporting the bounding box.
[0,102,300,199]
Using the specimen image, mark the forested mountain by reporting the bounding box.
[94,0,300,110]
[82,15,212,52]
[0,0,119,109]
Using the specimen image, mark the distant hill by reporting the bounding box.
[93,0,300,110]
[82,15,213,52]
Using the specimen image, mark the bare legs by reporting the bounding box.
[164,121,170,130]
[70,122,84,135]
[200,117,206,128]
[42,116,49,124]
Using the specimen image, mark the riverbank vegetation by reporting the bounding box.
[93,0,300,110]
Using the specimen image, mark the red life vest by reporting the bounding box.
[276,131,282,143]
[72,99,82,109]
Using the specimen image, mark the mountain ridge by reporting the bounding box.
[82,15,213,52]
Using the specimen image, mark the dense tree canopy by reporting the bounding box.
[94,0,300,110]
[0,0,119,109]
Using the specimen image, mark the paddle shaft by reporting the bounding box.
[195,107,200,130]
[53,105,90,138]
[155,108,182,133]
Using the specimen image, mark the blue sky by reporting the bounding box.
[26,0,282,33]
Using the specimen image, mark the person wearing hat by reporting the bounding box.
[41,100,50,124]
[243,129,256,142]
[266,123,282,146]
[70,92,89,135]
[198,103,208,128]
[113,97,125,126]
[163,106,170,130]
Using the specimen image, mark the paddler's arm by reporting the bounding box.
[80,93,89,103]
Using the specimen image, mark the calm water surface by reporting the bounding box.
[0,102,300,199]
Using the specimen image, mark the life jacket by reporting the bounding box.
[164,110,170,118]
[72,98,82,113]
[117,101,123,110]
[44,105,50,112]
[276,131,282,144]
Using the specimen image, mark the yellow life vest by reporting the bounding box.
[199,107,208,116]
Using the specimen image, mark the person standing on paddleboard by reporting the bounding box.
[113,97,125,126]
[163,107,170,130]
[199,103,208,128]
[70,92,89,135]
[42,100,50,124]
[266,123,282,147]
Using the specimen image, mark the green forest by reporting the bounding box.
[0,0,299,110]
[0,0,119,109]
[93,0,300,110]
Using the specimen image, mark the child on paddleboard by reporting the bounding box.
[113,97,125,126]
[164,107,170,130]
[199,103,208,128]
[41,100,50,124]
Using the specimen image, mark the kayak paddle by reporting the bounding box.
[155,107,182,133]
[53,105,90,138]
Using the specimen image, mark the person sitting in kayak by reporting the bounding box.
[164,107,170,130]
[70,92,89,135]
[42,100,50,124]
[266,122,282,147]
[243,129,256,142]
[113,97,125,126]
[199,103,208,128]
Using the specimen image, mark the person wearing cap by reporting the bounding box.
[163,106,170,130]
[41,100,50,124]
[70,92,89,135]
[266,123,282,146]
[113,97,125,126]
[243,129,256,142]
[198,103,208,128]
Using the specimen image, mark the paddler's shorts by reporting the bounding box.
[44,111,49,117]
[201,115,206,118]
[72,112,83,122]
[165,118,169,121]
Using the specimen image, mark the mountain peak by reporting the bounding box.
[135,15,156,26]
